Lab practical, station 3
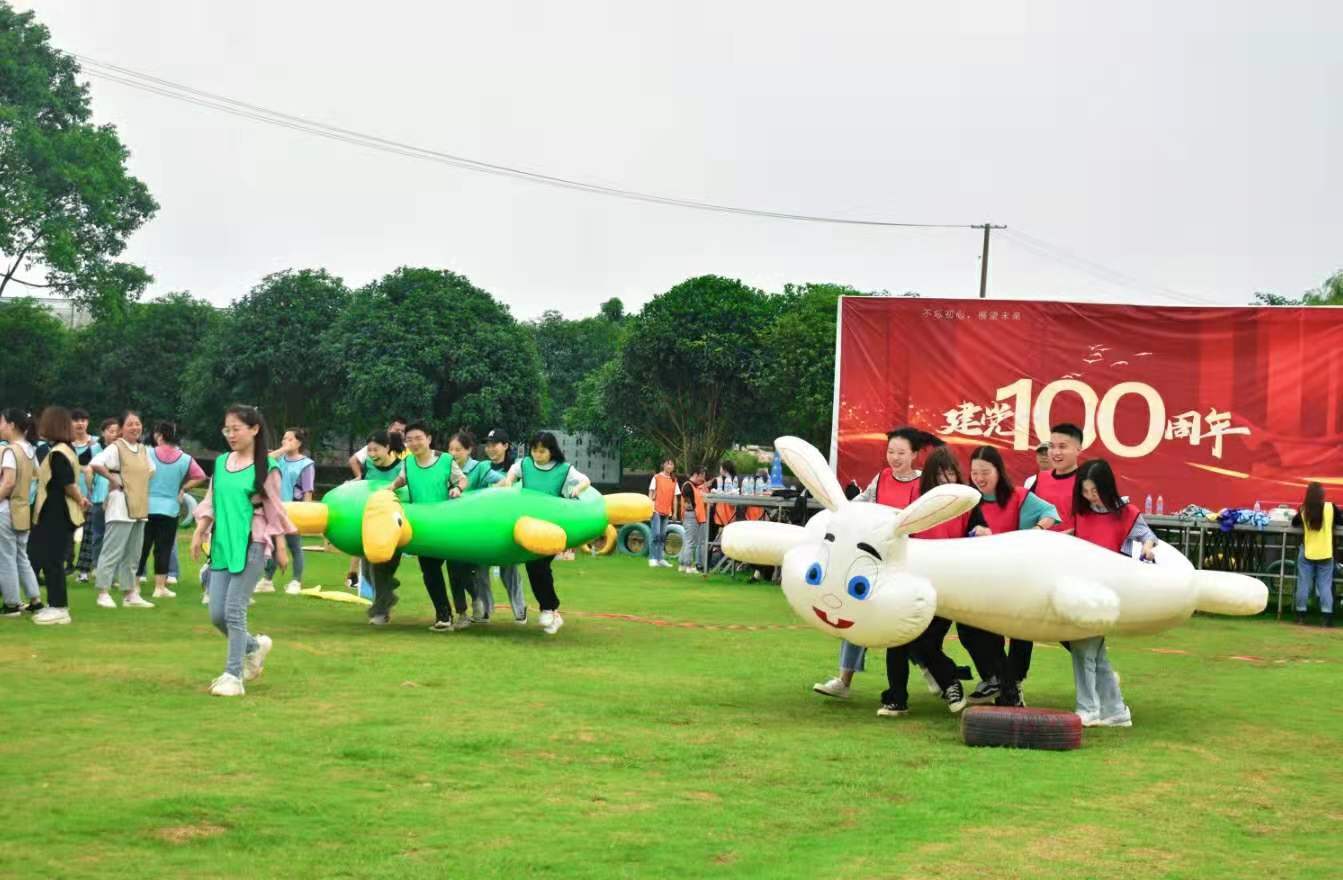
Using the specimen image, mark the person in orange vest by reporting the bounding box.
[678,466,709,573]
[647,458,680,569]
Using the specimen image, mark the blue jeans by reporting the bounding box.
[1071,636,1127,720]
[649,512,669,562]
[207,541,265,678]
[264,533,304,582]
[473,564,526,620]
[839,639,867,673]
[1296,549,1335,614]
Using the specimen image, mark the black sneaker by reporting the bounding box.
[1296,612,1307,625]
[23,600,45,614]
[1,604,22,618]
[995,684,1025,708]
[876,702,909,717]
[967,677,1000,705]
[942,681,968,713]
[346,573,358,591]
[429,618,453,632]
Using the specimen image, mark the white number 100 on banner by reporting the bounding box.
[996,378,1166,458]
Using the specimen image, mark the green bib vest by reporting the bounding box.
[461,458,492,492]
[405,453,455,504]
[520,458,570,497]
[211,454,275,574]
[364,457,403,486]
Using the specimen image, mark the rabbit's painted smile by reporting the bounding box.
[811,607,854,629]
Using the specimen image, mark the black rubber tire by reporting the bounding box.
[662,524,685,558]
[617,523,651,557]
[961,706,1083,751]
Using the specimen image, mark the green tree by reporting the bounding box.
[323,267,542,439]
[755,283,871,450]
[599,297,625,322]
[528,308,623,424]
[60,292,221,428]
[597,275,778,471]
[0,4,158,305]
[0,297,69,407]
[1252,269,1343,306]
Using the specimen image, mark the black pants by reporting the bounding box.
[881,617,959,706]
[138,513,178,577]
[31,522,73,608]
[958,624,1034,684]
[524,556,560,611]
[419,556,452,621]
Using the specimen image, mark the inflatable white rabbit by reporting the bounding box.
[722,436,1269,649]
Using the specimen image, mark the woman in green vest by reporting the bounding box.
[1292,482,1337,627]
[191,405,296,697]
[388,423,466,629]
[448,430,502,622]
[354,431,405,610]
[497,431,591,635]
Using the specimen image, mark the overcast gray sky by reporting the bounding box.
[15,0,1343,318]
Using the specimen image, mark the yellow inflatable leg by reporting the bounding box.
[604,493,654,526]
[285,502,329,535]
[515,516,568,556]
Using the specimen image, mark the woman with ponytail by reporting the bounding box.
[191,405,296,697]
[813,426,944,701]
[0,409,44,616]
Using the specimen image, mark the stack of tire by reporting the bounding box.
[614,522,684,559]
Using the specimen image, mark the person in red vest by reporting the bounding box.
[1031,422,1084,533]
[814,426,942,700]
[678,466,709,574]
[958,445,1059,708]
[877,445,974,717]
[1069,459,1147,727]
[647,458,680,569]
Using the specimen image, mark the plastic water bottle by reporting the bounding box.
[1156,495,1164,515]
[746,475,757,495]
[1144,494,1153,515]
[1253,499,1262,515]
[770,450,784,488]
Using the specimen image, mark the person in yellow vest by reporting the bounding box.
[28,407,90,625]
[0,408,44,616]
[647,457,680,569]
[1292,482,1336,627]
[90,410,157,609]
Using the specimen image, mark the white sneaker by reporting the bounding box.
[122,594,155,608]
[283,580,301,595]
[648,560,659,568]
[538,609,555,628]
[919,666,942,695]
[1077,711,1101,727]
[152,586,177,599]
[1096,706,1133,728]
[201,592,209,605]
[254,578,275,594]
[33,606,72,625]
[137,576,146,584]
[243,634,273,682]
[95,592,116,609]
[453,616,472,631]
[76,572,89,583]
[542,610,564,635]
[812,676,851,699]
[209,673,245,697]
[166,576,178,586]
[658,560,674,568]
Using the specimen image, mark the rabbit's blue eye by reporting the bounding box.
[847,576,872,600]
[805,562,824,586]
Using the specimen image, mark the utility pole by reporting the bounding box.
[977,223,1006,298]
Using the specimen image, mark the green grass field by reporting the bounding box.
[3,541,1341,879]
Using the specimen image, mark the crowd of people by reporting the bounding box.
[0,405,592,697]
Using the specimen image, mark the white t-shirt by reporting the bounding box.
[92,442,156,523]
[648,475,682,496]
[0,446,14,514]
[354,446,369,465]
[507,460,589,497]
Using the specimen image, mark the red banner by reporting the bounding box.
[834,297,1343,511]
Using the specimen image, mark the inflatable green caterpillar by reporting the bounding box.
[285,480,652,565]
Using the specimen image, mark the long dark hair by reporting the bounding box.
[529,431,565,464]
[1302,481,1327,531]
[0,407,37,443]
[1073,459,1125,515]
[918,447,964,495]
[887,426,944,453]
[970,446,1015,507]
[225,404,269,500]
[154,420,179,445]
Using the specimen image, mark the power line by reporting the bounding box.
[1000,228,1219,306]
[76,55,978,230]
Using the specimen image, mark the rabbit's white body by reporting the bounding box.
[724,436,1269,649]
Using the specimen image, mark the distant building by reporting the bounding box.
[20,296,92,328]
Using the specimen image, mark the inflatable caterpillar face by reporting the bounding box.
[720,435,981,648]
[779,503,939,648]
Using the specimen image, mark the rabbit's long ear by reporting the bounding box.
[776,436,846,512]
[721,521,809,566]
[892,484,981,536]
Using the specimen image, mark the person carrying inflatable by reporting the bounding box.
[390,423,468,631]
[475,429,528,623]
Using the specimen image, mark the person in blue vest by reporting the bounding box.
[137,422,206,599]
[496,431,591,635]
[475,429,528,623]
[258,427,315,595]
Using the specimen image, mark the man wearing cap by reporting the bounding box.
[474,429,528,623]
